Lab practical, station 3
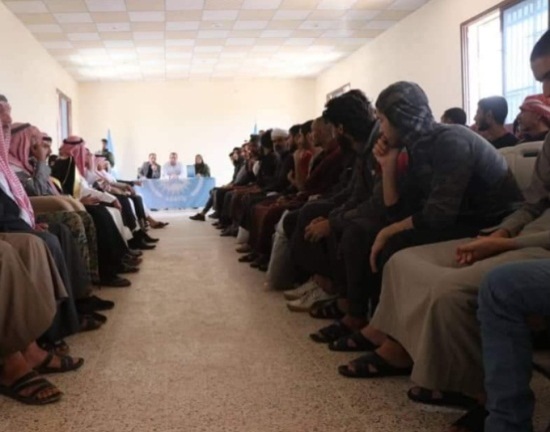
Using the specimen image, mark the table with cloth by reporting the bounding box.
[135,178,215,209]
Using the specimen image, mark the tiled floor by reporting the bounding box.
[1,211,549,432]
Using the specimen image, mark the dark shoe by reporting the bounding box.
[239,253,257,263]
[101,277,131,288]
[190,213,206,221]
[258,263,268,272]
[128,238,156,250]
[78,315,103,332]
[90,312,108,324]
[76,295,114,313]
[236,245,252,254]
[407,387,477,409]
[250,256,267,269]
[208,212,219,219]
[118,263,140,274]
[221,227,235,237]
[451,405,488,432]
[142,232,159,243]
[123,255,143,266]
[127,249,143,257]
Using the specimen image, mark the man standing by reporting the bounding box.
[474,96,519,149]
[97,138,115,167]
[162,152,184,180]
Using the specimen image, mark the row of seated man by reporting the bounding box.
[441,94,547,149]
[0,94,168,405]
[138,152,211,180]
[191,30,550,432]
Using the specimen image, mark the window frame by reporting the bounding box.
[57,89,72,143]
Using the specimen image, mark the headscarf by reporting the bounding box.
[375,81,437,147]
[59,135,87,176]
[520,94,550,123]
[271,128,289,140]
[9,122,40,174]
[0,102,35,226]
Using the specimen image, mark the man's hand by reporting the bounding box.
[30,142,49,162]
[35,222,49,232]
[489,228,511,239]
[304,218,330,242]
[112,199,122,210]
[373,136,400,170]
[369,226,393,273]
[80,195,100,206]
[456,237,517,266]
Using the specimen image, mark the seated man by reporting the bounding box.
[441,107,467,125]
[474,96,519,149]
[518,94,550,143]
[139,153,161,179]
[162,152,184,180]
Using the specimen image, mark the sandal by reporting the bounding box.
[310,321,353,344]
[407,386,477,409]
[38,340,70,357]
[0,371,62,405]
[79,315,103,332]
[451,405,488,432]
[309,299,345,320]
[34,352,84,375]
[329,331,377,352]
[338,352,412,379]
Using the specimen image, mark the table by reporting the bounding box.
[136,178,215,209]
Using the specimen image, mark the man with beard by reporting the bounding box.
[474,96,519,149]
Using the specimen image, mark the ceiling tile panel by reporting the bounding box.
[3,0,430,80]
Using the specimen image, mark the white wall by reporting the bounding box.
[315,0,503,120]
[78,79,316,181]
[0,1,79,145]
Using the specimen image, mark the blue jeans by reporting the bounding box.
[478,259,550,432]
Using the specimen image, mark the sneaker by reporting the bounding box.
[190,213,205,221]
[286,286,336,312]
[283,279,318,301]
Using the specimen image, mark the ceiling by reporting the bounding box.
[3,0,428,82]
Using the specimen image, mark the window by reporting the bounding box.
[58,90,72,142]
[462,0,549,123]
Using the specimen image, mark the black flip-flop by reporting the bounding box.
[329,331,377,352]
[407,386,477,409]
[310,321,353,344]
[309,299,345,320]
[338,352,412,379]
[451,405,488,432]
[34,352,84,375]
[0,371,62,405]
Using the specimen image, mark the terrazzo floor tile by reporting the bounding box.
[2,210,550,432]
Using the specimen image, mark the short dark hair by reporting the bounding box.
[531,29,550,61]
[442,107,467,125]
[260,129,273,150]
[478,96,509,125]
[0,94,7,103]
[289,124,301,137]
[249,134,260,145]
[101,138,108,144]
[300,120,314,136]
[323,89,376,142]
